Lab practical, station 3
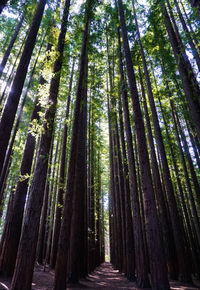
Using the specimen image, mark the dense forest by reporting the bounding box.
[0,0,200,289]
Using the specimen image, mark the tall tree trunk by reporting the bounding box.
[117,23,149,287]
[173,0,200,71]
[107,94,120,270]
[118,98,135,281]
[0,36,44,206]
[0,35,25,109]
[37,141,53,264]
[45,139,61,266]
[10,1,70,288]
[176,113,200,207]
[50,58,75,269]
[0,39,51,277]
[0,14,24,78]
[161,2,200,139]
[88,106,96,273]
[67,56,88,282]
[111,111,124,273]
[53,2,93,288]
[0,0,47,177]
[132,0,192,282]
[117,0,169,288]
[114,109,127,274]
[138,66,178,280]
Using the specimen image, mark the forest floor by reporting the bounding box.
[0,262,200,289]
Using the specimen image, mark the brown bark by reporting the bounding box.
[117,0,169,288]
[133,0,192,281]
[50,58,75,269]
[88,106,96,273]
[53,2,92,288]
[0,14,24,78]
[171,103,200,242]
[68,57,88,282]
[118,99,135,281]
[0,38,50,277]
[138,66,178,280]
[37,141,53,264]
[0,0,47,177]
[161,2,200,139]
[0,35,26,109]
[10,1,70,288]
[117,22,149,287]
[107,94,121,270]
[106,25,124,273]
[173,0,200,71]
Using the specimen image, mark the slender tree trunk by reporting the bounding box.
[0,94,27,205]
[118,98,135,280]
[132,0,192,281]
[186,121,200,172]
[0,36,44,205]
[138,66,178,279]
[45,140,61,266]
[0,36,25,109]
[112,128,124,271]
[117,1,169,288]
[0,38,50,277]
[37,141,53,264]
[0,0,47,177]
[107,94,120,270]
[176,113,200,207]
[106,24,124,273]
[114,106,127,269]
[107,53,124,273]
[179,0,199,47]
[117,23,150,287]
[0,14,24,78]
[53,2,93,288]
[10,1,70,288]
[161,2,200,139]
[173,0,200,71]
[88,106,96,273]
[50,59,75,269]
[68,56,88,282]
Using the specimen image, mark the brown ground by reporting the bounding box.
[0,262,199,289]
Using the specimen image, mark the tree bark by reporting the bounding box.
[50,59,75,269]
[117,0,169,288]
[53,2,93,288]
[138,66,178,280]
[0,0,47,178]
[133,0,192,281]
[10,1,70,288]
[161,2,200,139]
[117,25,149,286]
[118,98,135,281]
[0,38,50,277]
[0,14,24,78]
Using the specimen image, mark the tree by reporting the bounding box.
[117,0,169,288]
[10,0,71,288]
[0,0,47,177]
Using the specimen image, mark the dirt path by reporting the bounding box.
[0,262,199,289]
[76,263,200,290]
